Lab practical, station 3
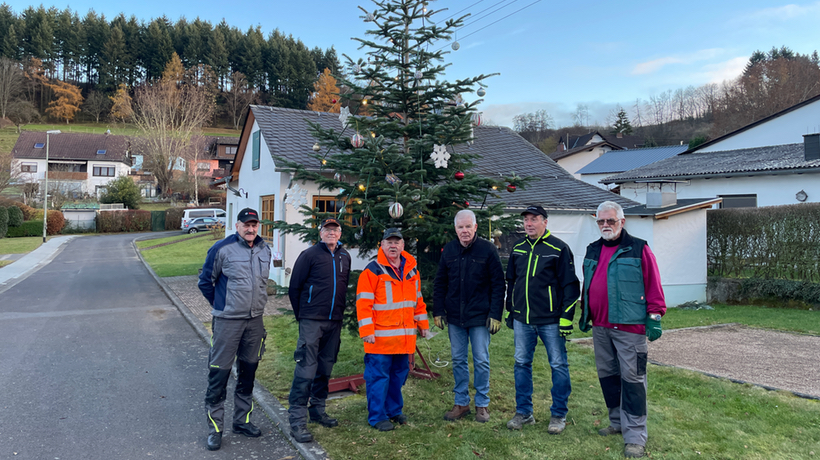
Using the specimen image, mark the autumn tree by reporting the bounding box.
[109,83,133,122]
[82,90,111,123]
[224,71,256,129]
[307,67,340,113]
[133,52,215,197]
[45,80,83,123]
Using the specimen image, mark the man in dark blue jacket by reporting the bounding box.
[199,208,271,451]
[287,218,351,443]
[433,210,505,423]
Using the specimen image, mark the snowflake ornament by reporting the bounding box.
[284,183,308,208]
[431,144,450,169]
[339,106,351,127]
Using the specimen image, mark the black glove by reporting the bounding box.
[505,311,514,330]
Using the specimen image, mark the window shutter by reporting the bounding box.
[252,131,260,170]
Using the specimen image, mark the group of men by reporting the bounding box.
[197,200,666,458]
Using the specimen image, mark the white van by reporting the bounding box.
[181,208,227,230]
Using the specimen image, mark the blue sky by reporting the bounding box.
[8,0,820,127]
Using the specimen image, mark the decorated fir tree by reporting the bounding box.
[274,0,524,296]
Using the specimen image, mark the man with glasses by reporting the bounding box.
[505,205,580,434]
[579,201,666,459]
[287,218,351,443]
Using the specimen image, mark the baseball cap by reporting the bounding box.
[382,227,403,240]
[521,205,548,219]
[320,218,340,228]
[237,208,260,223]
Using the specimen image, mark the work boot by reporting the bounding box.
[390,414,408,425]
[506,412,535,430]
[624,443,646,458]
[206,432,222,451]
[233,422,262,437]
[547,416,566,435]
[475,407,490,423]
[290,425,314,443]
[598,425,621,436]
[309,412,339,428]
[443,404,471,421]
[374,420,394,431]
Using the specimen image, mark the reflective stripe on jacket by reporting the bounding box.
[356,247,429,354]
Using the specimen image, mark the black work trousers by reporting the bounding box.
[287,319,342,428]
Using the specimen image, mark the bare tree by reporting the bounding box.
[132,53,215,197]
[0,57,24,119]
[573,103,590,129]
[0,150,23,195]
[6,99,40,133]
[82,90,112,123]
[224,71,256,130]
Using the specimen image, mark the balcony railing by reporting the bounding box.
[48,171,87,180]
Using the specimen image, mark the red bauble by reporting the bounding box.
[464,201,470,207]
[507,184,516,193]
[332,99,337,104]
[454,171,465,181]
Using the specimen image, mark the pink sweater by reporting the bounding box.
[588,244,666,334]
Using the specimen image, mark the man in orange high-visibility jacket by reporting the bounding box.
[356,228,429,431]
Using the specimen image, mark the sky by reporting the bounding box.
[7,0,820,128]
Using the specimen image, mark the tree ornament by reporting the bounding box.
[358,183,366,192]
[454,171,465,181]
[312,143,321,151]
[385,173,401,185]
[334,172,341,181]
[339,106,351,126]
[471,113,483,126]
[431,144,450,168]
[366,12,375,22]
[507,184,516,193]
[491,185,498,191]
[389,202,404,219]
[351,132,365,148]
[492,229,503,237]
[331,99,337,104]
[451,41,460,51]
[477,87,486,97]
[464,201,470,207]
[284,183,308,208]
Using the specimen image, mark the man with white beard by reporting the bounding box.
[579,201,666,459]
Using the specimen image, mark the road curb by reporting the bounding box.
[0,235,78,295]
[132,235,329,460]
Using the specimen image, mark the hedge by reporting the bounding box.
[97,210,152,233]
[164,207,185,230]
[6,220,43,237]
[0,206,7,238]
[708,276,820,309]
[707,203,820,281]
[46,210,65,235]
[7,206,24,227]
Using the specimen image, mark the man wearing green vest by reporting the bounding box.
[580,201,666,459]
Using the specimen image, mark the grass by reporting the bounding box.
[135,233,199,249]
[0,236,43,255]
[256,305,820,460]
[0,260,12,268]
[139,233,215,276]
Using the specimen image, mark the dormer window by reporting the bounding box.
[34,143,45,148]
[97,149,107,155]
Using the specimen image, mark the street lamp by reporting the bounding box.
[42,130,61,243]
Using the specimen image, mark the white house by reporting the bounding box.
[576,144,687,190]
[12,131,132,198]
[226,105,715,305]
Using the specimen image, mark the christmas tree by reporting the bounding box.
[274,0,523,293]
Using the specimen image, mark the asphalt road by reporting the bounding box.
[0,233,300,460]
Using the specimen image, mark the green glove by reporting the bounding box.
[579,319,592,333]
[434,316,447,330]
[486,317,502,335]
[645,315,662,341]
[559,318,573,337]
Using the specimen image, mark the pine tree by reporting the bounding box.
[612,108,633,135]
[273,0,521,291]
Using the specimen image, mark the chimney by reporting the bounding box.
[804,133,820,161]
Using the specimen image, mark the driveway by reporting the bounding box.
[0,233,300,459]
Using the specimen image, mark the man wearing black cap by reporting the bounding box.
[286,218,351,443]
[505,205,580,434]
[198,208,271,451]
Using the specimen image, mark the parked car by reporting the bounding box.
[183,217,222,234]
[180,208,227,230]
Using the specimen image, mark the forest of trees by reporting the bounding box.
[0,4,341,125]
[514,46,820,153]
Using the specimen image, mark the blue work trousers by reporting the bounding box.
[363,353,410,426]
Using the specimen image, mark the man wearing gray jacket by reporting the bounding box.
[198,208,271,451]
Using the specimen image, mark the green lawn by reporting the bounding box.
[136,233,199,249]
[0,236,43,255]
[139,234,215,276]
[257,305,820,460]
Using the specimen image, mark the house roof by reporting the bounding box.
[236,106,639,213]
[576,144,688,175]
[549,140,623,161]
[622,198,723,219]
[554,131,643,160]
[61,203,100,210]
[13,131,131,164]
[602,143,820,184]
[684,92,820,154]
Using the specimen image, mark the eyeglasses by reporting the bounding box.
[596,218,620,226]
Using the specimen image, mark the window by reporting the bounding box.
[313,196,359,226]
[719,194,757,208]
[96,149,107,155]
[21,163,37,172]
[225,146,237,155]
[260,195,275,243]
[252,131,260,170]
[34,143,44,149]
[197,162,210,170]
[93,166,116,177]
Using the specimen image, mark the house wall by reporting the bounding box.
[557,146,612,180]
[579,172,616,190]
[700,100,820,152]
[13,158,130,197]
[618,173,820,208]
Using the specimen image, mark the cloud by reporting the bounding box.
[632,48,725,75]
[701,57,748,84]
[482,101,622,129]
[736,2,820,23]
